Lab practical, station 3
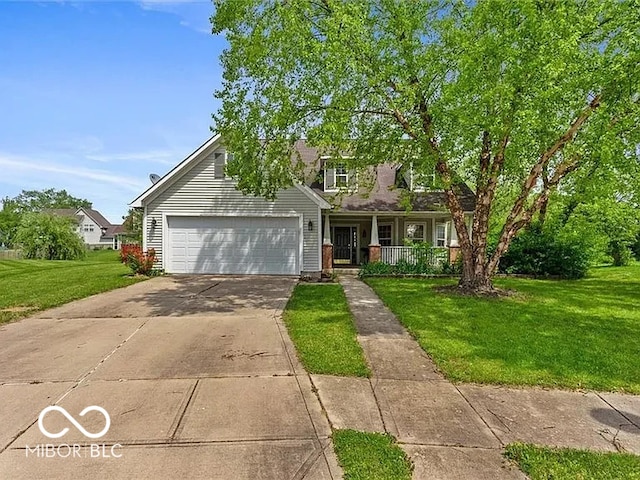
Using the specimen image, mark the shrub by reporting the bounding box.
[440,255,463,274]
[15,213,85,260]
[609,239,633,266]
[359,258,457,277]
[125,248,157,275]
[120,243,142,263]
[499,224,590,279]
[358,261,395,277]
[633,232,640,261]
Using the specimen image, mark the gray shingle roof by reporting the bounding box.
[292,140,476,212]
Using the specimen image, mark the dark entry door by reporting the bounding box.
[334,226,356,265]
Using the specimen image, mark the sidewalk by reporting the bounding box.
[310,276,640,480]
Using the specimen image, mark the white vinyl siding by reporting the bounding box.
[76,214,110,246]
[145,146,321,272]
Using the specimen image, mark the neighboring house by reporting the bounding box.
[130,135,475,276]
[48,208,124,249]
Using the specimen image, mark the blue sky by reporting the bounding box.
[0,0,224,223]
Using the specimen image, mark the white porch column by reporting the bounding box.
[322,215,333,272]
[432,217,436,245]
[370,215,379,245]
[369,214,381,262]
[323,215,332,245]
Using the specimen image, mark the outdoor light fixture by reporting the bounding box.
[308,220,313,231]
[151,218,157,228]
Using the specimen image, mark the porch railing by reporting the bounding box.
[380,246,448,267]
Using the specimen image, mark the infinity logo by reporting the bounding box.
[38,406,111,439]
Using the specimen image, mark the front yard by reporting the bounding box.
[0,250,147,324]
[283,284,370,377]
[366,264,640,393]
[505,443,640,480]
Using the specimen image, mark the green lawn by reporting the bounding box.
[366,264,640,392]
[332,430,413,480]
[0,250,147,324]
[505,443,640,480]
[282,284,370,377]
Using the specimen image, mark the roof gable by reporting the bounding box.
[129,134,330,209]
[130,135,222,208]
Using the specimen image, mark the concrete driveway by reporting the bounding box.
[0,276,340,479]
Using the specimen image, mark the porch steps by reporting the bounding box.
[333,268,360,276]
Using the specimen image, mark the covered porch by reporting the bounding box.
[321,212,471,270]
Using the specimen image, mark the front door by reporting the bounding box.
[333,226,357,265]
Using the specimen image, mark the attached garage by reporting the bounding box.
[166,216,300,275]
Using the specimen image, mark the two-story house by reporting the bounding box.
[130,135,475,276]
[48,207,124,249]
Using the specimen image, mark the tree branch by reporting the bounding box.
[490,94,602,273]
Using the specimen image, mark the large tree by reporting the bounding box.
[8,188,92,214]
[212,0,640,292]
[0,189,92,248]
[121,208,143,243]
[15,213,85,260]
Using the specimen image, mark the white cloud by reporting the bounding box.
[137,0,213,35]
[0,154,147,192]
[85,150,177,165]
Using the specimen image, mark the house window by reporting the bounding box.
[435,223,447,247]
[323,158,355,192]
[412,170,437,192]
[83,224,93,232]
[378,224,392,246]
[404,163,437,192]
[405,222,426,243]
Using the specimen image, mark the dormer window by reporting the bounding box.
[323,158,356,192]
[405,163,438,192]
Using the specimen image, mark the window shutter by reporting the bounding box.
[324,168,336,191]
[214,152,225,179]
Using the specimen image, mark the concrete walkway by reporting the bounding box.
[311,276,640,480]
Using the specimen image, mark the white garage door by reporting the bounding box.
[166,216,300,275]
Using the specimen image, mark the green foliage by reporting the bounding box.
[1,189,92,248]
[359,259,461,277]
[10,188,91,213]
[14,213,85,260]
[505,443,640,480]
[440,255,463,275]
[283,284,370,377]
[366,264,640,392]
[332,430,413,480]
[125,248,157,275]
[359,247,460,277]
[358,262,395,277]
[121,208,143,243]
[213,0,640,287]
[633,232,640,261]
[0,200,20,248]
[498,224,591,279]
[559,200,640,266]
[213,0,638,191]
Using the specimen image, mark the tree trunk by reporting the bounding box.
[458,248,495,293]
